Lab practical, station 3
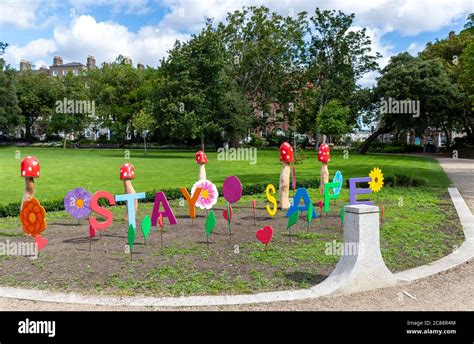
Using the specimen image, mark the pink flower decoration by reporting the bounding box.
[191,180,219,210]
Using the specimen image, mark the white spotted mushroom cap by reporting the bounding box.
[20,156,40,178]
[318,143,331,163]
[279,141,294,163]
[195,150,208,164]
[120,163,135,180]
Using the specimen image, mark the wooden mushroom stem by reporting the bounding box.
[198,163,206,181]
[24,177,35,202]
[123,179,138,216]
[320,163,329,195]
[279,162,291,210]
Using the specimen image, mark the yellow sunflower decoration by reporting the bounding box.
[368,167,384,193]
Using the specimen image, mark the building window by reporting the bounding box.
[52,70,58,76]
[62,70,67,75]
[73,69,78,75]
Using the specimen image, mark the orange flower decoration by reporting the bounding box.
[20,198,46,237]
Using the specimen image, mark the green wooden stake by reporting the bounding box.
[160,229,163,250]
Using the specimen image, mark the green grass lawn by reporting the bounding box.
[0,147,450,205]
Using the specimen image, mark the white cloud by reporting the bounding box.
[159,0,472,36]
[0,0,41,29]
[3,15,189,68]
[68,0,151,15]
[3,38,57,66]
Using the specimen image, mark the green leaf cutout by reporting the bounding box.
[128,224,136,251]
[205,211,217,238]
[307,204,313,225]
[141,215,152,240]
[287,211,299,229]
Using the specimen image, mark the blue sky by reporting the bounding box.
[1,0,472,87]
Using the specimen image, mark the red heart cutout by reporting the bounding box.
[35,235,48,252]
[256,225,273,245]
[318,201,324,209]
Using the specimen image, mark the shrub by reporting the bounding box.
[344,174,426,188]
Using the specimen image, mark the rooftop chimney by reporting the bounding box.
[53,56,63,66]
[87,55,96,70]
[20,60,31,72]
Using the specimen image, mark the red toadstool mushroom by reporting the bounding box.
[318,143,330,164]
[195,150,208,181]
[120,162,135,180]
[21,156,40,178]
[279,142,294,210]
[20,156,40,207]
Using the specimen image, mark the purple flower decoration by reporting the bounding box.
[64,187,92,219]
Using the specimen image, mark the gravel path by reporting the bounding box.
[0,156,472,311]
[0,260,472,311]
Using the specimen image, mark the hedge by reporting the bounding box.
[0,174,426,218]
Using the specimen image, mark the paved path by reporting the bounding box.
[436,158,474,212]
[0,157,472,311]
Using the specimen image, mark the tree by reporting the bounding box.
[0,59,21,135]
[16,70,60,140]
[419,14,473,143]
[131,105,156,155]
[359,53,461,154]
[307,8,381,142]
[153,21,233,149]
[50,72,91,148]
[219,6,307,135]
[214,69,251,147]
[88,55,144,146]
[0,42,8,55]
[316,99,351,140]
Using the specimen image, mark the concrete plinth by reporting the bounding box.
[312,204,403,296]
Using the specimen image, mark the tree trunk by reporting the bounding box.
[359,125,394,155]
[25,123,32,141]
[63,132,67,149]
[144,134,147,156]
[201,135,205,151]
